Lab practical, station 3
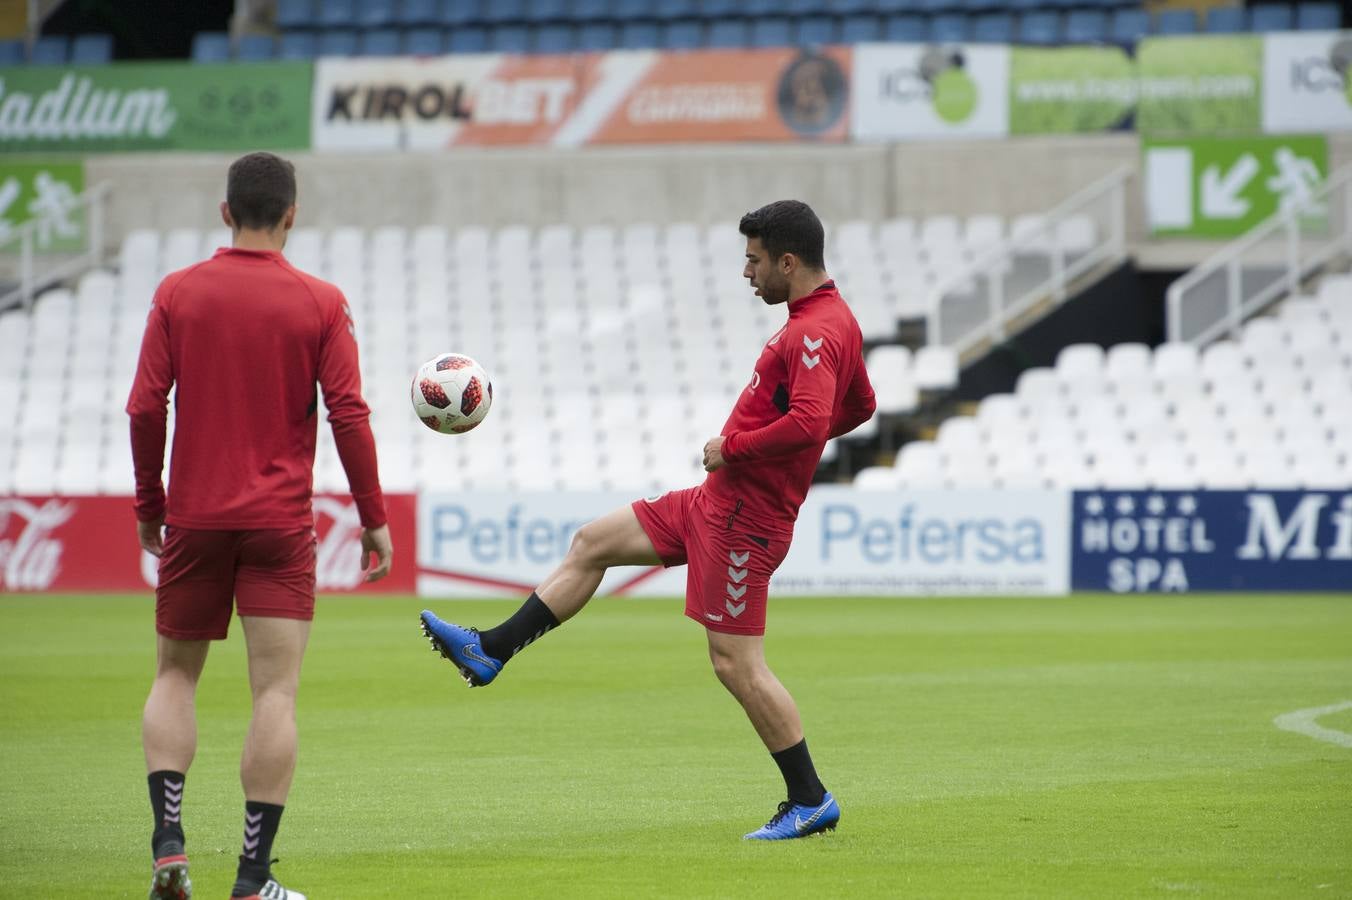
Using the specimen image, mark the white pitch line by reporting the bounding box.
[1273,700,1352,749]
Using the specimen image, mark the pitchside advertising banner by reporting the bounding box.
[0,62,313,153]
[310,47,851,150]
[0,494,417,593]
[1070,490,1352,593]
[416,487,1071,598]
[7,489,1350,596]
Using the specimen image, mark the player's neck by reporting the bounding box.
[786,271,830,306]
[231,228,286,252]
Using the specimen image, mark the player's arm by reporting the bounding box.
[720,327,839,464]
[317,291,388,533]
[126,282,175,551]
[828,355,877,439]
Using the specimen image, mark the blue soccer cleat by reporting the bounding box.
[420,610,503,687]
[743,792,840,840]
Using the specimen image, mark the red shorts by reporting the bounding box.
[631,486,791,636]
[155,526,317,641]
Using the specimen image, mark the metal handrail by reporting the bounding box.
[1166,163,1352,346]
[924,166,1132,356]
[0,181,112,312]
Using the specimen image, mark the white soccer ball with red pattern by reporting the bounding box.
[411,353,493,434]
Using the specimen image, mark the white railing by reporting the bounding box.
[924,166,1132,358]
[0,182,112,312]
[1166,163,1352,345]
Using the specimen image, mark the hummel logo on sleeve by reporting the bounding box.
[801,335,823,369]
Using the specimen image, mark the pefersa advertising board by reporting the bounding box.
[312,47,849,151]
[1262,31,1352,133]
[0,62,312,153]
[0,494,417,593]
[1070,490,1352,593]
[417,488,1070,598]
[851,42,1009,141]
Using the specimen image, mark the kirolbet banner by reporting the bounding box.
[0,62,313,153]
[417,487,1071,597]
[311,47,850,150]
[0,160,85,252]
[1143,133,1328,237]
[851,43,1009,141]
[1070,490,1352,593]
[0,494,417,593]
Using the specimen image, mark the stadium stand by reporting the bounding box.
[854,275,1352,492]
[6,1,1342,66]
[0,217,997,496]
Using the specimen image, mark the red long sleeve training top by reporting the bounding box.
[706,280,877,539]
[127,247,386,530]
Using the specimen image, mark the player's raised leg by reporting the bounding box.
[705,630,840,840]
[230,615,310,900]
[143,636,209,899]
[421,503,662,686]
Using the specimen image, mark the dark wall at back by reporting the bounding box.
[955,262,1179,402]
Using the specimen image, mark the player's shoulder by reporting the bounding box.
[276,259,347,308]
[155,258,214,299]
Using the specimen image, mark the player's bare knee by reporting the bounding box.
[708,646,753,693]
[566,521,607,568]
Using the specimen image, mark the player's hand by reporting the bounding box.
[361,524,393,583]
[137,516,165,558]
[702,436,726,472]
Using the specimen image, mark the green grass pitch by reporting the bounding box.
[1,593,1350,898]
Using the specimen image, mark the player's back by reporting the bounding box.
[136,247,357,530]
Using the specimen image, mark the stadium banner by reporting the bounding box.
[1007,44,1135,134]
[310,47,850,150]
[850,43,1009,141]
[0,159,85,252]
[1070,490,1352,592]
[1142,133,1328,237]
[1135,35,1264,135]
[417,487,1070,597]
[0,62,313,153]
[0,494,417,594]
[1261,31,1352,134]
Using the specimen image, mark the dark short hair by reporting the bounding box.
[738,200,825,270]
[226,152,296,230]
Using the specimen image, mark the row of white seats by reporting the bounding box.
[857,278,1352,491]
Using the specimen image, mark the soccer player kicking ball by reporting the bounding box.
[129,152,393,899]
[421,200,876,840]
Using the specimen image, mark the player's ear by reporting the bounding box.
[220,201,235,231]
[282,205,297,232]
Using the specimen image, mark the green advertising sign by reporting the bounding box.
[1143,134,1328,237]
[1136,36,1264,135]
[0,62,312,153]
[0,160,85,252]
[1009,45,1135,134]
[1007,36,1264,136]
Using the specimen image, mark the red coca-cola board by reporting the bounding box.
[0,495,417,594]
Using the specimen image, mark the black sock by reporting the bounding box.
[231,801,284,896]
[147,770,186,857]
[771,739,827,807]
[478,592,560,662]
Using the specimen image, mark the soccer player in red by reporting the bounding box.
[128,152,392,900]
[421,200,876,840]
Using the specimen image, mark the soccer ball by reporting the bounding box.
[411,353,493,434]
